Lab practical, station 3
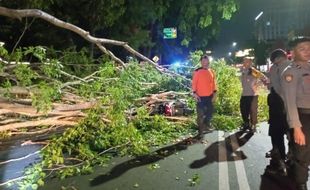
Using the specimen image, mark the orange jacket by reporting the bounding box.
[192,68,217,96]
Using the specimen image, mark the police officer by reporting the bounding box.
[192,54,217,139]
[265,49,290,176]
[239,57,259,132]
[281,36,310,190]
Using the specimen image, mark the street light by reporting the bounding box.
[254,11,264,42]
[255,11,264,21]
[232,42,237,47]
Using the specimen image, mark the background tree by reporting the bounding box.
[0,0,126,53]
[253,40,269,66]
[0,0,239,62]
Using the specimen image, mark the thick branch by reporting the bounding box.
[0,6,191,86]
[96,43,125,66]
[0,86,31,95]
[10,126,59,135]
[0,7,139,66]
[0,107,85,118]
[0,116,78,132]
[0,7,125,45]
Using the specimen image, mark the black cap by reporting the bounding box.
[288,36,310,49]
[270,49,287,62]
[200,54,209,61]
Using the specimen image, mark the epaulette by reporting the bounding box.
[195,67,203,71]
[294,64,302,69]
[285,62,302,70]
[281,63,293,75]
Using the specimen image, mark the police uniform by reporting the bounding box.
[240,67,259,130]
[269,60,291,99]
[281,61,310,186]
[192,67,217,136]
[268,60,290,160]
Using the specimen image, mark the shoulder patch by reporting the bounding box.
[287,64,294,69]
[284,74,293,82]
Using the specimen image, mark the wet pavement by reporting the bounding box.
[1,122,309,190]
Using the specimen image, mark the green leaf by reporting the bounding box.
[37,179,44,186]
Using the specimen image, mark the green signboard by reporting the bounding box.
[163,27,177,39]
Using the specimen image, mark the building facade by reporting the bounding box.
[255,0,310,42]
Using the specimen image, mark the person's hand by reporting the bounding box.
[212,93,217,102]
[192,93,200,102]
[262,77,269,86]
[294,127,306,146]
[252,83,258,92]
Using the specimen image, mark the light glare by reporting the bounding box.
[255,11,264,21]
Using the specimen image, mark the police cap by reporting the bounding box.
[270,49,287,63]
[289,36,310,49]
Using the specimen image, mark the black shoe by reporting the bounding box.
[265,162,287,176]
[285,161,294,178]
[296,183,308,190]
[278,166,288,176]
[249,125,257,133]
[265,166,287,176]
[249,128,256,133]
[240,123,250,131]
[203,126,215,134]
[194,133,204,140]
[240,126,249,132]
[265,165,277,175]
[285,159,294,168]
[266,148,283,160]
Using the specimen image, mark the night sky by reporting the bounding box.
[213,0,270,58]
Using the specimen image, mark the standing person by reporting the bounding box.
[281,36,310,190]
[265,49,290,176]
[239,57,259,132]
[192,54,217,139]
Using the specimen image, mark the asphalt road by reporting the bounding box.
[41,122,309,190]
[1,122,309,190]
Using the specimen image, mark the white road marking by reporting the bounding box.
[218,131,230,190]
[230,132,250,190]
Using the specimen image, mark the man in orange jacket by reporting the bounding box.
[192,54,217,139]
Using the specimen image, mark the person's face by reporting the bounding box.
[201,57,209,68]
[292,41,310,63]
[243,59,252,68]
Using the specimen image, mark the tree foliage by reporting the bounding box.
[163,0,238,49]
[0,0,239,59]
[0,44,195,189]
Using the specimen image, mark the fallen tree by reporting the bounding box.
[0,6,192,137]
[0,7,194,189]
[0,42,194,189]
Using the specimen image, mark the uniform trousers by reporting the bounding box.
[267,88,289,160]
[291,110,310,184]
[240,95,258,127]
